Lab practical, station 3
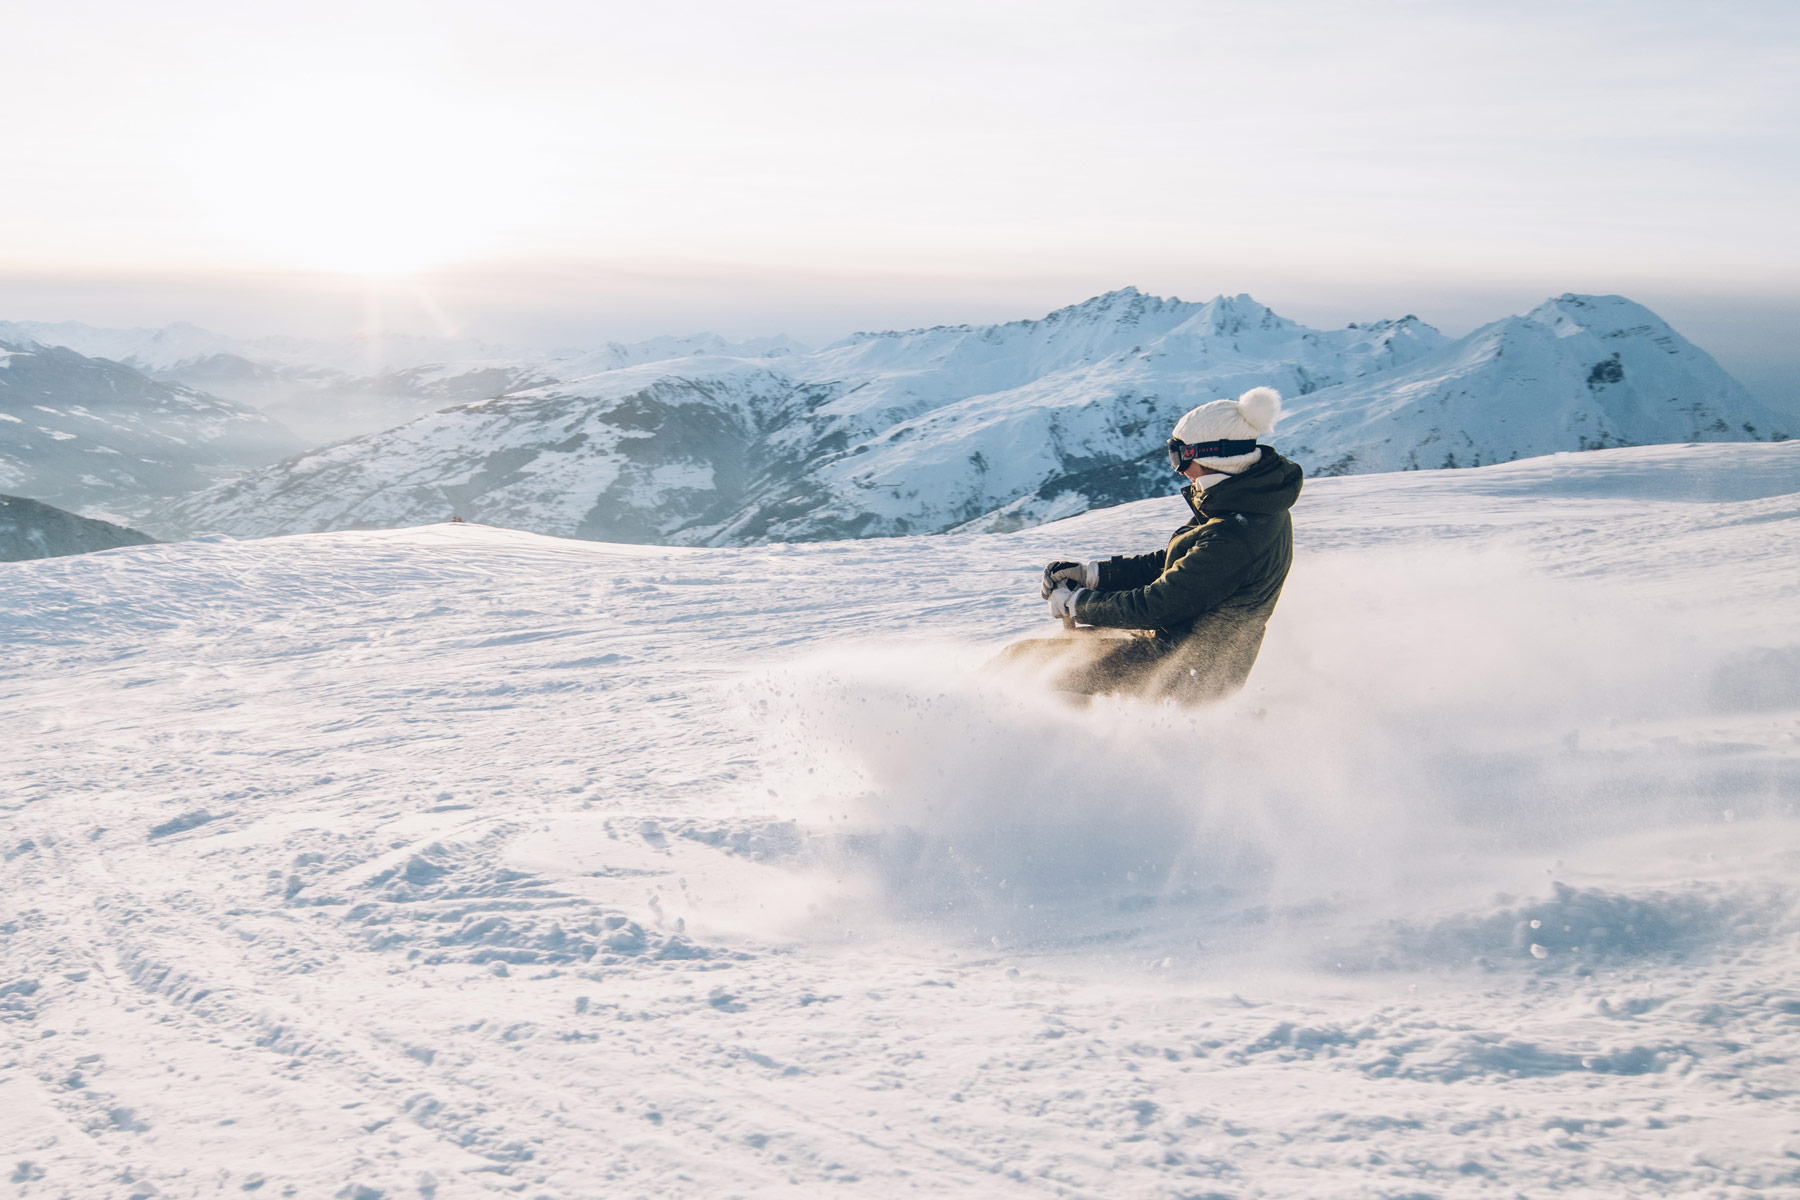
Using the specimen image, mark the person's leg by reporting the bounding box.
[1154,606,1276,705]
[1054,636,1171,696]
[991,636,1088,673]
[992,633,1181,699]
[990,634,1133,691]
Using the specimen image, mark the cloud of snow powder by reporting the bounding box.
[739,546,1795,951]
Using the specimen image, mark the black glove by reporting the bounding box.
[1040,560,1096,599]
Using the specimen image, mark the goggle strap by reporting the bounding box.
[1169,437,1259,460]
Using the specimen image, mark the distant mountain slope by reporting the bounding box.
[255,333,813,445]
[1279,294,1790,475]
[0,493,156,561]
[150,290,1789,545]
[0,319,810,446]
[257,361,558,446]
[0,319,527,384]
[0,338,301,523]
[0,319,252,374]
[157,359,825,543]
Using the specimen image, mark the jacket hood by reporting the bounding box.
[1184,447,1303,517]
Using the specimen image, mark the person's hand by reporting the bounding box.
[1040,559,1095,599]
[1048,583,1083,622]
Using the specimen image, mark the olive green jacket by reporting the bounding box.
[1073,448,1302,696]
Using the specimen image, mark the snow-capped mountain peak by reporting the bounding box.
[1528,292,1665,338]
[1034,285,1195,330]
[1278,292,1789,475]
[1174,292,1286,334]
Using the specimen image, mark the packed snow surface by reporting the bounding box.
[4,443,1800,1197]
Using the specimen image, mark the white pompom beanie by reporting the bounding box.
[1170,386,1283,473]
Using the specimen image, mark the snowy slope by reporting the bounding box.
[4,443,1799,1197]
[0,338,301,523]
[0,494,155,561]
[150,289,1786,546]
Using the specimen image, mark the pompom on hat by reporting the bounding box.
[1170,386,1283,474]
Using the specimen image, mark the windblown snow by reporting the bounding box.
[4,443,1798,1197]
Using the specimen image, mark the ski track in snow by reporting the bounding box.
[3,443,1800,1198]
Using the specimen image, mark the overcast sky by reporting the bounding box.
[3,0,1795,401]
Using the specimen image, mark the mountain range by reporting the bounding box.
[136,289,1789,544]
[0,337,300,524]
[0,493,155,561]
[0,320,807,445]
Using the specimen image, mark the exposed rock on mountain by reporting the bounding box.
[0,493,156,561]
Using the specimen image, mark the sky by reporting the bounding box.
[2,0,1796,405]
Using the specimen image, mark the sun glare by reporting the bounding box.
[192,82,531,278]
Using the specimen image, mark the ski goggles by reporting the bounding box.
[1167,436,1259,472]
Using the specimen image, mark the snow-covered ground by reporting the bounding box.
[4,443,1798,1198]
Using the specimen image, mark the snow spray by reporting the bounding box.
[738,546,1794,956]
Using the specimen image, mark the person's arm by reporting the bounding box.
[1095,551,1165,592]
[1077,526,1252,631]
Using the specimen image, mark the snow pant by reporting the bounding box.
[993,610,1272,707]
[992,632,1206,703]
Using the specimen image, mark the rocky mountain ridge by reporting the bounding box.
[149,289,1791,544]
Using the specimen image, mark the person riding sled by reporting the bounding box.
[998,386,1302,705]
